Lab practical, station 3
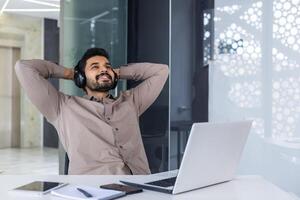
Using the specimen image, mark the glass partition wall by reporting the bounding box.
[209,0,300,197]
[169,0,211,170]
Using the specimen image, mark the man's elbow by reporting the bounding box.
[159,64,169,77]
[15,59,29,68]
[15,60,37,80]
[14,60,25,74]
[15,59,35,73]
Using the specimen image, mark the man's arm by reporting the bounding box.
[118,63,169,116]
[15,59,74,123]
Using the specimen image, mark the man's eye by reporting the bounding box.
[91,66,98,69]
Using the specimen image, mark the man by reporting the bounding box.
[15,48,169,175]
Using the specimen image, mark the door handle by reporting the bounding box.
[177,106,191,114]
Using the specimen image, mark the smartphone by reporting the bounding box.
[100,183,143,195]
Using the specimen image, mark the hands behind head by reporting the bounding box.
[63,68,75,80]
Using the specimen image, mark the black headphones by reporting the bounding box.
[73,60,119,90]
[74,60,86,88]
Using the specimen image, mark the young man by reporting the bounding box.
[15,48,169,175]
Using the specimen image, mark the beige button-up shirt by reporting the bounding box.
[15,59,169,175]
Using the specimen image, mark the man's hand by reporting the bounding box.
[63,68,74,80]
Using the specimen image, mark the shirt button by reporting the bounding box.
[107,117,110,120]
[115,128,119,131]
[119,145,123,149]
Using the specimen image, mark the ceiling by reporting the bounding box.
[0,0,60,20]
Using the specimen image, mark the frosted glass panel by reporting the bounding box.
[209,0,300,197]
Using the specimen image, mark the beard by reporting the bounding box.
[86,73,116,92]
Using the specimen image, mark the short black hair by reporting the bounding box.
[76,47,110,72]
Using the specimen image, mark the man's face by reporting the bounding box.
[84,55,116,92]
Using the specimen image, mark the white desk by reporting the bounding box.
[0,175,297,200]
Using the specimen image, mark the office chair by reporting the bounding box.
[64,153,69,175]
[140,105,169,173]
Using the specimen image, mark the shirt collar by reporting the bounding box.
[83,94,115,102]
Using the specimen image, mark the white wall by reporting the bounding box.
[0,13,43,148]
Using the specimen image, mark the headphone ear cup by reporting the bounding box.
[74,70,86,88]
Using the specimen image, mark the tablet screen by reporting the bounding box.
[14,181,65,192]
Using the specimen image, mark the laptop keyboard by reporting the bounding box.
[146,177,177,187]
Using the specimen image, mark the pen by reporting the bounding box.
[77,187,93,198]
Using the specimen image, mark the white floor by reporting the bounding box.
[0,147,59,175]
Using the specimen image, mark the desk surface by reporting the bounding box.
[0,175,297,200]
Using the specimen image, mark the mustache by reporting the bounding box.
[95,72,112,81]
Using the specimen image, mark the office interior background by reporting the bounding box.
[0,0,299,197]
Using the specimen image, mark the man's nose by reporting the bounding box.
[100,67,108,73]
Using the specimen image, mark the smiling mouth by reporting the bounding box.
[96,73,112,81]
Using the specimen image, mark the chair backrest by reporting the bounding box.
[139,105,168,136]
[64,153,69,175]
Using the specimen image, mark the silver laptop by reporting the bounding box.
[120,121,252,194]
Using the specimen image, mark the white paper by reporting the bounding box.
[51,184,125,200]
